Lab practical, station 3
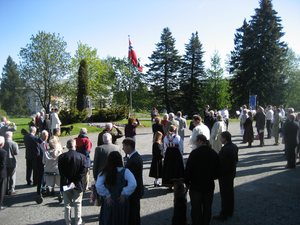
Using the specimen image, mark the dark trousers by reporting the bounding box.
[189,189,213,225]
[0,177,7,206]
[286,144,297,168]
[36,165,44,196]
[224,119,229,131]
[266,120,272,138]
[128,198,140,225]
[259,132,264,146]
[26,159,36,184]
[219,176,235,218]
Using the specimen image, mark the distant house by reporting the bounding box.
[26,79,113,114]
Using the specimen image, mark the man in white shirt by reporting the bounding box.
[189,115,210,150]
[266,105,274,139]
[279,105,285,118]
[51,108,62,135]
[221,105,229,131]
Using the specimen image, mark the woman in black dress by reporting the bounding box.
[243,111,254,147]
[152,117,164,138]
[149,131,164,187]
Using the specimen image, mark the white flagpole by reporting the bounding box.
[128,35,133,117]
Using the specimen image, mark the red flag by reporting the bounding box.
[128,39,143,72]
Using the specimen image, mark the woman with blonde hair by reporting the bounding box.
[162,125,184,190]
[149,131,164,187]
[210,115,226,153]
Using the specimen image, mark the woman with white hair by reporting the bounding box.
[161,113,169,130]
[42,138,63,196]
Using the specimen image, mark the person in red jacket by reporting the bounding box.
[75,128,92,191]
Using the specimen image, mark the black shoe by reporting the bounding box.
[213,215,228,221]
[246,145,252,148]
[285,165,295,169]
[50,190,55,196]
[258,144,264,147]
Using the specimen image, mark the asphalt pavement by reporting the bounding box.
[1,121,300,225]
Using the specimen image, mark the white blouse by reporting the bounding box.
[95,167,137,198]
[164,132,183,153]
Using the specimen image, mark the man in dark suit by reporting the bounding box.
[3,131,19,195]
[97,123,123,146]
[35,130,48,202]
[0,136,7,210]
[93,133,121,181]
[43,114,51,140]
[38,112,45,132]
[58,139,86,225]
[122,138,143,225]
[185,134,221,225]
[283,114,299,169]
[23,126,38,185]
[213,131,239,221]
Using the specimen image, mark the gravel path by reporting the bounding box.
[1,122,300,225]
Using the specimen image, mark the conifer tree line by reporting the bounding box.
[0,0,299,116]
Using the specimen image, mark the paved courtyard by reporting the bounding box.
[1,121,300,225]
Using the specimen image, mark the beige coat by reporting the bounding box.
[210,121,226,153]
[272,113,282,138]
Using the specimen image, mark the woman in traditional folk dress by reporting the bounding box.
[96,151,137,225]
[162,125,184,190]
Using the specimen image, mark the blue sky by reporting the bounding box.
[0,0,299,75]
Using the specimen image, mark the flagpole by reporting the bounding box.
[128,35,133,117]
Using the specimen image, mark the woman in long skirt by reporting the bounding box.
[243,111,254,147]
[149,131,164,187]
[162,125,184,190]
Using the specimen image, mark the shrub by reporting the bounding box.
[59,107,88,125]
[91,105,129,122]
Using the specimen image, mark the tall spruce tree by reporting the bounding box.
[146,27,181,113]
[229,0,287,107]
[206,51,231,110]
[229,19,252,109]
[0,56,28,115]
[77,59,88,111]
[180,31,205,118]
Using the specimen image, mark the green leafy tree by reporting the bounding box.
[111,57,151,111]
[229,0,287,107]
[206,51,231,110]
[282,48,300,110]
[180,31,206,117]
[0,56,28,115]
[19,31,71,113]
[146,27,181,113]
[67,42,114,107]
[77,59,88,111]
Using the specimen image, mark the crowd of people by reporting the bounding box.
[1,103,300,225]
